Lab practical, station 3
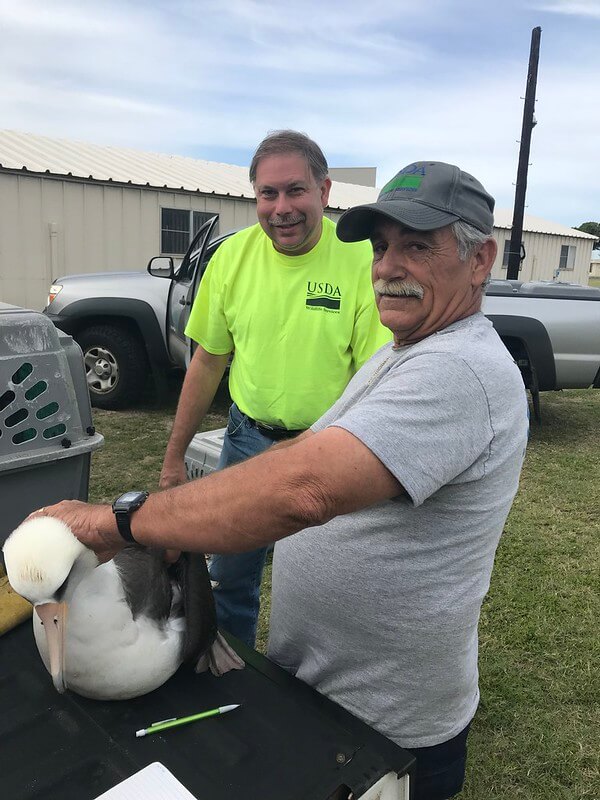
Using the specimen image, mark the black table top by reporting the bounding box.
[1,622,414,800]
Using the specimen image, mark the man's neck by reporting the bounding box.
[392,305,483,348]
[272,220,324,257]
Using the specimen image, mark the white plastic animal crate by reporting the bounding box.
[357,771,410,799]
[184,427,226,480]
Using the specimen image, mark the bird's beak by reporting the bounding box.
[35,602,68,693]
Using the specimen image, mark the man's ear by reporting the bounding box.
[320,177,332,208]
[471,237,497,287]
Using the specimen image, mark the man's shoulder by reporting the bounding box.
[322,217,371,254]
[219,222,264,252]
[208,224,267,273]
[409,314,523,390]
[318,218,372,283]
[421,314,497,353]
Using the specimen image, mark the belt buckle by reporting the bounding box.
[257,420,276,432]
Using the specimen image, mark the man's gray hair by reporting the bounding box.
[451,220,495,288]
[451,220,493,260]
[249,130,329,184]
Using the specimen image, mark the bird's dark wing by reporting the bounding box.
[114,546,173,622]
[175,552,218,664]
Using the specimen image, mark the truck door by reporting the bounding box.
[166,215,219,368]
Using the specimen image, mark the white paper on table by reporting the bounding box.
[94,762,198,799]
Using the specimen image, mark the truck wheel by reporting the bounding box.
[76,324,147,410]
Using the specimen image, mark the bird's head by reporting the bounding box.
[3,516,98,692]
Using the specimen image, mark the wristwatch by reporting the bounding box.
[112,491,149,542]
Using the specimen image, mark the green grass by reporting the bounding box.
[589,276,600,288]
[89,385,600,799]
[462,391,600,799]
[88,377,231,503]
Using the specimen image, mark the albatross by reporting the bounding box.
[2,516,243,700]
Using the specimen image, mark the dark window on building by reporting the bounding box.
[559,244,576,270]
[161,209,217,254]
[161,209,189,255]
[193,211,213,236]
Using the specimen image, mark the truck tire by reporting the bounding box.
[76,324,148,410]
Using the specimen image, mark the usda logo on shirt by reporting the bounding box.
[306,281,341,312]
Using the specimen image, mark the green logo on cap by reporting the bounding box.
[382,174,422,194]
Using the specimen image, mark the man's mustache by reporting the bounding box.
[269,215,305,227]
[374,278,424,300]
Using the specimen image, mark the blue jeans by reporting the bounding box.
[208,403,275,648]
[406,721,471,800]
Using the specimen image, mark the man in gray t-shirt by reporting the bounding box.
[269,312,527,748]
[266,162,528,798]
[40,160,529,800]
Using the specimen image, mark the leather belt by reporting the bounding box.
[248,416,304,441]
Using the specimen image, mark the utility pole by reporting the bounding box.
[507,26,542,280]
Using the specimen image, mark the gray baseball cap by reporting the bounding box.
[337,161,495,241]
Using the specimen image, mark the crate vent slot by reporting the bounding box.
[0,390,15,411]
[12,363,33,384]
[36,402,59,420]
[13,429,37,445]
[25,381,47,401]
[5,408,28,427]
[43,423,67,439]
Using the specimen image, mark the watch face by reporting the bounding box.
[113,491,148,512]
[112,491,148,542]
[119,491,145,504]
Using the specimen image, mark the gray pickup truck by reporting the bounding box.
[43,216,600,418]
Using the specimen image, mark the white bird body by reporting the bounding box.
[3,516,243,701]
[32,559,186,700]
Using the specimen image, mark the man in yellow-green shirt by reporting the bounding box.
[159,130,389,647]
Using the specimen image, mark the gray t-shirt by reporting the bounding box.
[268,312,529,748]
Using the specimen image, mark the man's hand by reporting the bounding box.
[159,458,188,490]
[30,500,124,563]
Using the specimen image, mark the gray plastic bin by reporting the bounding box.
[0,303,104,545]
[184,427,225,479]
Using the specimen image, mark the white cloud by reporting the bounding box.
[0,0,116,35]
[532,1,600,18]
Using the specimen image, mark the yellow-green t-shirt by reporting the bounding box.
[185,217,391,429]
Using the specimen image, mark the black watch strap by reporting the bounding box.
[114,511,136,542]
[112,491,149,543]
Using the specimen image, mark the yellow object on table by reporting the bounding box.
[0,565,32,635]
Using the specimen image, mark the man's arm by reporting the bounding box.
[159,345,230,488]
[269,429,314,451]
[45,426,403,559]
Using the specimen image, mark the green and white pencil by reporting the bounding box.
[135,704,240,737]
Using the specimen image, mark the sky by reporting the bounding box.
[0,0,598,227]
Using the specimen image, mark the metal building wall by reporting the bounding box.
[491,227,592,284]
[0,172,259,310]
[4,168,592,312]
